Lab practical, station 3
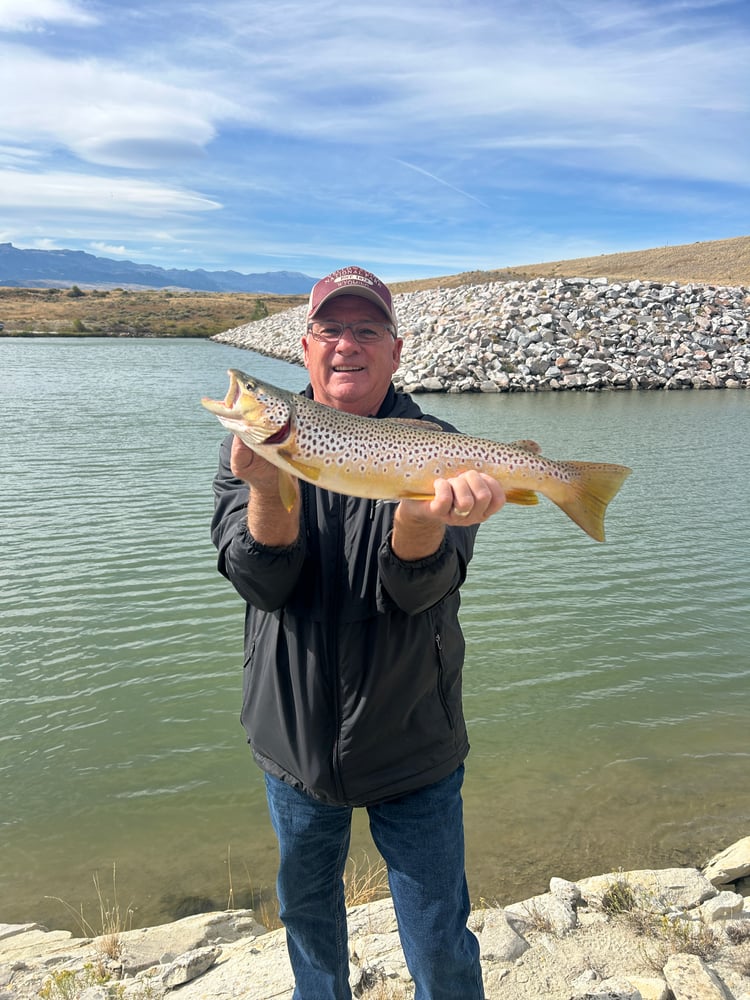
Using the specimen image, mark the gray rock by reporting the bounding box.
[703,835,750,885]
[700,891,745,922]
[160,944,221,986]
[477,909,529,962]
[663,952,731,1000]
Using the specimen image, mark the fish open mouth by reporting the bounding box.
[201,369,294,446]
[201,369,243,417]
[223,370,241,408]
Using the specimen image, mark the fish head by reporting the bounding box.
[201,369,293,446]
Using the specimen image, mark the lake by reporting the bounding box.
[1,336,748,932]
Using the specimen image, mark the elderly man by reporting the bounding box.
[211,266,505,999]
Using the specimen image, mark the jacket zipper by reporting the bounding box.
[434,630,455,730]
[330,492,347,803]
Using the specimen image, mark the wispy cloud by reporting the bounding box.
[0,170,221,214]
[394,160,491,208]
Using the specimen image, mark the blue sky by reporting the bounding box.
[1,0,749,282]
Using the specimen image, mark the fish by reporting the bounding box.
[201,369,632,542]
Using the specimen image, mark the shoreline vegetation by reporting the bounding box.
[2,234,750,338]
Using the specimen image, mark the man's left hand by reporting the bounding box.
[400,471,506,527]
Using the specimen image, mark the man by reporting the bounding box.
[211,265,505,999]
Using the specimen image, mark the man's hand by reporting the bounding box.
[400,471,505,527]
[230,437,281,491]
[391,471,505,561]
[230,437,300,546]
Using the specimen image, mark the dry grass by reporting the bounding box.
[358,971,411,999]
[233,850,390,932]
[344,852,390,908]
[45,864,133,960]
[642,913,720,971]
[0,285,307,337]
[600,877,639,917]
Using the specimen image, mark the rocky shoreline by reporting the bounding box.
[3,837,749,1000]
[212,276,750,392]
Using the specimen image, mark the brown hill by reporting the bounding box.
[390,234,750,293]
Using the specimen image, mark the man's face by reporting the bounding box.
[302,294,403,415]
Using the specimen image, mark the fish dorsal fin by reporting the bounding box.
[509,439,542,454]
[393,418,445,432]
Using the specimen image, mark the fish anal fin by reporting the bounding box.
[397,489,435,501]
[505,488,539,507]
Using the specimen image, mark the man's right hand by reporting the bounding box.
[230,437,300,546]
[230,437,282,492]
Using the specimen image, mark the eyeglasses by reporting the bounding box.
[307,320,396,345]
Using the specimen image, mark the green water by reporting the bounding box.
[1,337,748,931]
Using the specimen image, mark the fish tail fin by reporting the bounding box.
[552,462,632,542]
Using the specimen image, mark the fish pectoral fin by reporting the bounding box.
[509,439,542,455]
[504,488,539,506]
[236,425,273,445]
[281,455,322,481]
[277,471,299,512]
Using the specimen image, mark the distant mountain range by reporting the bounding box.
[0,243,318,294]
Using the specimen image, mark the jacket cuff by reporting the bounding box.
[240,520,303,557]
[378,532,460,614]
[382,530,450,571]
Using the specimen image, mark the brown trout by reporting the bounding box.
[202,369,631,541]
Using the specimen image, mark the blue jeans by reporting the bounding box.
[265,766,484,1000]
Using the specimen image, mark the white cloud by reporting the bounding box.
[89,242,130,257]
[0,170,222,216]
[0,0,97,31]
[0,46,237,168]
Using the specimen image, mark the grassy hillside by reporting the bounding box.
[2,235,749,336]
[390,234,750,293]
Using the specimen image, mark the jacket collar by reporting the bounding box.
[302,382,421,420]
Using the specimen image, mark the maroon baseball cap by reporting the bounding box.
[307,266,397,331]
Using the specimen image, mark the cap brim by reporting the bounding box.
[309,287,397,329]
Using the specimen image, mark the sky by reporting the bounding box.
[1,0,749,283]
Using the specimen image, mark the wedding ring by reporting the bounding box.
[452,508,471,518]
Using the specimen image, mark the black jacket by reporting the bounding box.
[211,384,478,806]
